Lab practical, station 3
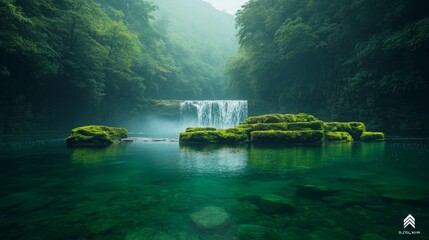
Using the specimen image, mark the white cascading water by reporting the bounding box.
[180,100,248,128]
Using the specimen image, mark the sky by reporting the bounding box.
[203,0,248,15]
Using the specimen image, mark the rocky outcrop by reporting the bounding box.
[179,113,384,144]
[65,125,128,147]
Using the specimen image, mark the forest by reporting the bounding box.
[227,0,429,134]
[1,0,429,135]
[0,0,236,132]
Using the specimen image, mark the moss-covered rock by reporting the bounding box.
[360,132,384,141]
[349,122,366,139]
[240,123,288,132]
[324,122,366,139]
[179,128,248,143]
[251,130,324,143]
[325,132,353,141]
[324,122,351,132]
[65,125,128,147]
[287,121,324,131]
[242,114,285,124]
[242,113,318,124]
[185,127,217,132]
[179,113,383,144]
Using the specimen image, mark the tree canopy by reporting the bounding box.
[0,0,236,132]
[227,0,429,133]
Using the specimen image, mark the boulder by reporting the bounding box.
[65,125,127,147]
[296,185,339,199]
[238,224,269,240]
[360,132,384,141]
[257,194,295,214]
[180,129,247,143]
[325,132,353,141]
[190,206,229,230]
[251,130,324,143]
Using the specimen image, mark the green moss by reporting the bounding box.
[65,125,128,147]
[290,113,319,122]
[325,132,353,141]
[287,121,324,131]
[349,122,366,139]
[324,122,366,139]
[242,114,285,124]
[242,113,318,124]
[179,129,248,143]
[241,123,288,131]
[185,127,217,132]
[360,132,385,141]
[324,122,351,132]
[251,130,324,143]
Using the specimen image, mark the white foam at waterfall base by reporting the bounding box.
[180,100,248,129]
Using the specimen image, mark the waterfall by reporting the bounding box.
[180,100,248,128]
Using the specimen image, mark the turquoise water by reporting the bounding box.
[0,136,428,239]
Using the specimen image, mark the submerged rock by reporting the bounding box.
[380,192,428,207]
[361,233,388,240]
[65,125,127,147]
[296,185,339,199]
[258,194,295,214]
[190,206,229,230]
[239,194,295,214]
[85,218,118,234]
[238,224,269,240]
[126,228,175,240]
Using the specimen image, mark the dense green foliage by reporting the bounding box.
[151,0,237,99]
[227,0,429,134]
[0,0,236,132]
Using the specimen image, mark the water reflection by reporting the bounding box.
[71,144,128,165]
[179,142,386,173]
[179,143,248,175]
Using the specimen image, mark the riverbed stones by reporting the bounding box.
[258,194,295,214]
[85,218,118,234]
[238,224,269,240]
[296,185,339,199]
[238,194,295,214]
[190,206,229,230]
[126,228,175,240]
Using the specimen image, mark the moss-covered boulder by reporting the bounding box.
[179,128,248,143]
[287,121,324,131]
[242,113,318,124]
[185,127,217,132]
[251,130,324,143]
[348,122,366,139]
[360,132,384,141]
[65,125,128,147]
[324,122,366,139]
[325,132,353,142]
[179,113,384,144]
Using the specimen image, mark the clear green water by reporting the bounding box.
[0,136,428,239]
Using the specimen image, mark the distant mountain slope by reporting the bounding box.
[150,0,237,99]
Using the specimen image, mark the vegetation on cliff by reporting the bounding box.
[227,0,429,134]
